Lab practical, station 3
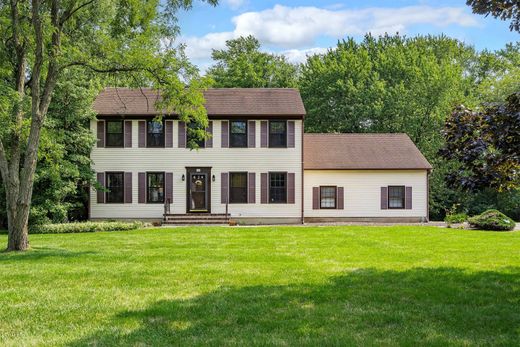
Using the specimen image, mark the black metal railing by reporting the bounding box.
[164,198,171,215]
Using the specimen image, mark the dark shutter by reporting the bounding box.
[165,120,173,148]
[221,121,229,148]
[138,121,146,148]
[206,121,213,148]
[260,121,268,148]
[287,173,295,204]
[124,172,132,203]
[248,172,256,203]
[248,121,256,148]
[178,121,186,148]
[221,172,229,204]
[381,187,388,209]
[337,187,344,209]
[124,121,132,148]
[287,121,295,148]
[405,186,413,209]
[261,173,268,204]
[138,172,146,204]
[312,187,319,209]
[97,121,105,148]
[96,172,105,203]
[165,172,173,202]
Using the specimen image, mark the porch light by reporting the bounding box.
[182,174,185,181]
[212,175,215,182]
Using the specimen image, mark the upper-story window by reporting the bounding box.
[147,120,164,147]
[388,186,405,209]
[187,122,205,148]
[230,121,247,148]
[106,172,124,203]
[269,121,287,148]
[106,121,124,147]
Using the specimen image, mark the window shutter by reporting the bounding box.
[124,172,132,203]
[96,172,105,203]
[337,187,344,209]
[260,121,268,148]
[287,121,295,148]
[221,121,229,148]
[381,187,388,209]
[124,121,132,148]
[261,173,268,204]
[287,173,295,204]
[312,187,319,209]
[178,121,186,148]
[206,121,213,148]
[248,121,256,148]
[405,186,413,209]
[138,173,146,204]
[248,172,256,203]
[97,121,105,148]
[221,172,229,204]
[165,172,173,203]
[138,121,146,148]
[165,120,173,148]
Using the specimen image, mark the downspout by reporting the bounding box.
[426,169,431,223]
[301,118,305,224]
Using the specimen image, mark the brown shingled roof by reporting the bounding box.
[304,133,432,170]
[93,87,306,117]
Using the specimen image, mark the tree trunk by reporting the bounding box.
[5,179,30,251]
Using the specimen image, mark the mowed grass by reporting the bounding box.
[1,226,520,346]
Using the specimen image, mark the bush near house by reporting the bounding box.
[29,221,148,234]
[445,213,468,225]
[469,209,516,231]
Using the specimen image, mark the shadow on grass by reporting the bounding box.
[0,247,96,261]
[69,267,520,346]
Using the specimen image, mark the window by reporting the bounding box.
[229,172,247,203]
[269,172,287,203]
[147,172,165,203]
[388,186,405,209]
[320,186,337,209]
[147,120,164,147]
[106,121,124,147]
[230,121,247,147]
[106,172,124,203]
[269,121,287,148]
[187,122,205,148]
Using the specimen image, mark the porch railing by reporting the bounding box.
[164,198,171,215]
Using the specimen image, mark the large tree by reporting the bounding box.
[0,0,217,251]
[208,35,298,88]
[466,0,520,32]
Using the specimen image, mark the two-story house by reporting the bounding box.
[91,87,431,224]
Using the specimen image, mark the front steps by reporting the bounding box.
[163,213,230,225]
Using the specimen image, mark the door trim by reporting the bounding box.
[186,167,212,213]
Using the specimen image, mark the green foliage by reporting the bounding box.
[208,36,298,88]
[445,213,468,225]
[440,92,520,192]
[30,221,148,234]
[469,209,516,231]
[466,0,520,32]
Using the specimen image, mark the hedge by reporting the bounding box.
[30,221,149,234]
[468,209,516,231]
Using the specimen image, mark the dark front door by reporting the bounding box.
[187,168,211,213]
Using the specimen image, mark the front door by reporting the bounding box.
[187,168,211,213]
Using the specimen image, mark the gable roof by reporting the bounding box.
[93,87,306,117]
[304,133,432,170]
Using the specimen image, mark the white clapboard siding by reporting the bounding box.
[90,119,303,219]
[304,170,428,218]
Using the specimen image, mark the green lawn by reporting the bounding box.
[1,226,519,346]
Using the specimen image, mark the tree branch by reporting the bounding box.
[60,0,97,26]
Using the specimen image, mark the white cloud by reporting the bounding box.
[282,47,329,64]
[179,4,479,63]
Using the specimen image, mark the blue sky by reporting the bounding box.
[176,0,519,71]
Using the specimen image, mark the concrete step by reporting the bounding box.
[163,220,228,225]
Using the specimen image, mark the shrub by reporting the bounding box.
[30,221,149,234]
[468,209,516,231]
[445,213,468,225]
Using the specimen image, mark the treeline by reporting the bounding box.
[1,34,518,225]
